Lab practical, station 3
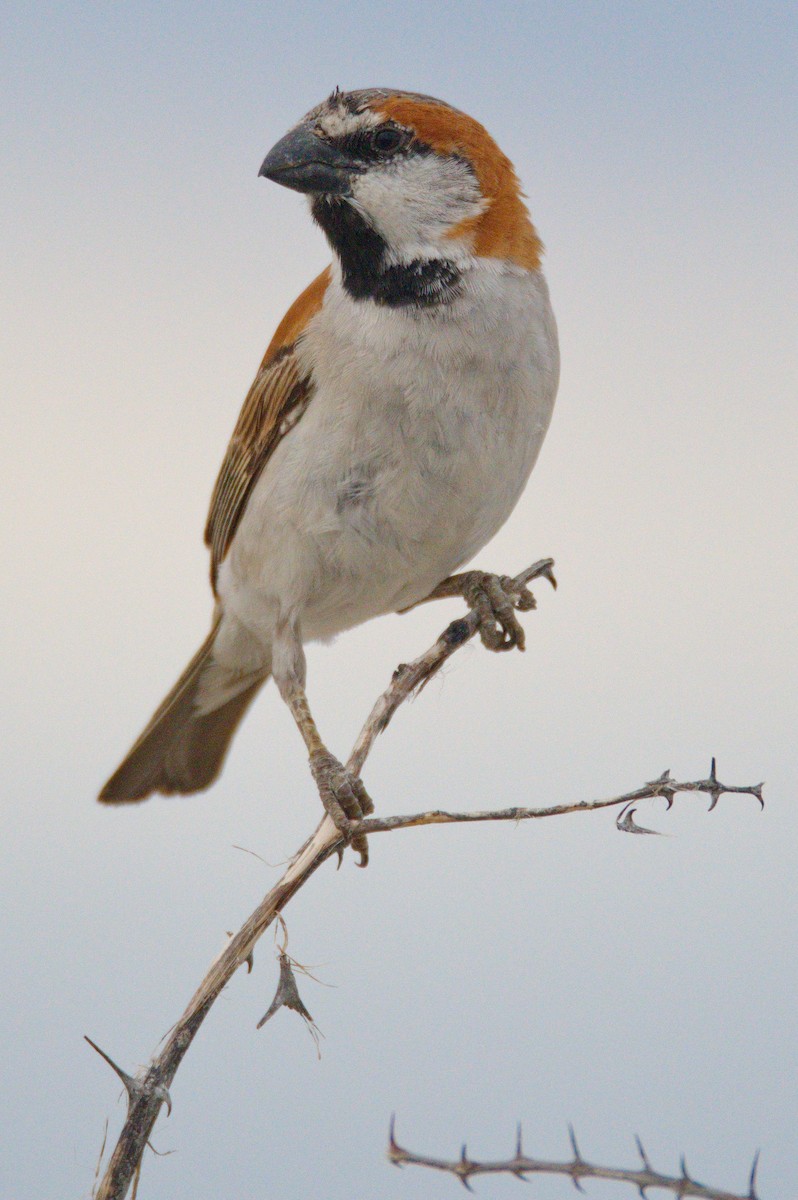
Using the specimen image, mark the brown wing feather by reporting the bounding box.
[204,268,331,589]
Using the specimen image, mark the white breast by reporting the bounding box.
[219,260,559,646]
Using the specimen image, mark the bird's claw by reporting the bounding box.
[461,571,534,652]
[309,750,373,867]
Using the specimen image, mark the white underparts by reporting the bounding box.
[215,261,560,659]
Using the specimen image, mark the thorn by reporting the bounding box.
[635,1135,653,1171]
[617,807,661,836]
[568,1124,583,1162]
[84,1036,140,1105]
[454,1143,477,1190]
[84,1037,172,1116]
[706,757,722,811]
[706,760,722,810]
[153,1083,173,1117]
[660,770,676,808]
[680,1153,691,1180]
[512,1122,531,1179]
[568,1125,586,1192]
[754,784,765,810]
[749,1148,761,1199]
[257,953,322,1054]
[644,770,677,811]
[387,1114,406,1166]
[227,931,254,973]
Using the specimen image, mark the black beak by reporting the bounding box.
[259,125,361,195]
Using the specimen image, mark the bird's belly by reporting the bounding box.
[219,346,556,645]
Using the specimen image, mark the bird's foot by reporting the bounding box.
[309,749,374,867]
[460,570,537,652]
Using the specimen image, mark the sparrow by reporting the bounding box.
[99,87,560,863]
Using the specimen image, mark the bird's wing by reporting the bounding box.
[204,267,331,588]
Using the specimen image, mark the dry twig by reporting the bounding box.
[87,558,763,1199]
[356,759,763,837]
[388,1118,764,1199]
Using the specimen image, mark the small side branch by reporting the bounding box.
[357,760,764,836]
[388,1119,764,1200]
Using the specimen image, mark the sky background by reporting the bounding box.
[2,2,797,1197]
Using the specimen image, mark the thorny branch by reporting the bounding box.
[356,759,763,838]
[388,1118,764,1200]
[87,558,764,1200]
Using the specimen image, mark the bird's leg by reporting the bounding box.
[272,620,373,866]
[409,571,537,652]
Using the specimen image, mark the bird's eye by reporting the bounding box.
[371,127,405,154]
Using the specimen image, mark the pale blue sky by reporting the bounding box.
[2,4,797,1198]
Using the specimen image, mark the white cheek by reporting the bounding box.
[349,156,485,260]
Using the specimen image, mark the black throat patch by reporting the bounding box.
[311,196,461,307]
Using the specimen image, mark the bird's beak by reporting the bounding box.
[259,124,361,195]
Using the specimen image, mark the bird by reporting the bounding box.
[99,87,560,863]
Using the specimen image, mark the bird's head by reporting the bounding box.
[259,87,542,306]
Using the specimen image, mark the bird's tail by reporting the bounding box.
[99,619,269,803]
